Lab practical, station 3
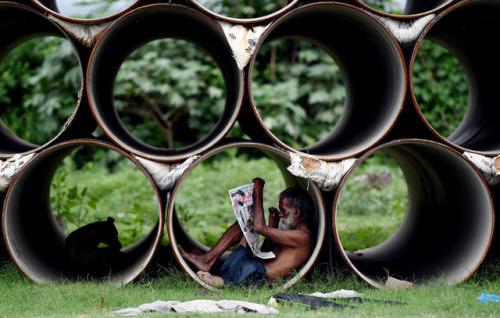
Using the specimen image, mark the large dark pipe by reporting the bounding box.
[32,0,141,22]
[334,139,494,287]
[356,0,452,17]
[167,141,326,289]
[245,2,406,160]
[0,2,94,158]
[187,0,299,23]
[411,0,500,155]
[2,139,164,284]
[87,4,244,162]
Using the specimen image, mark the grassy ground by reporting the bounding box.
[0,257,499,317]
[1,147,496,317]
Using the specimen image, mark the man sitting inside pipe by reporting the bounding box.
[65,217,126,277]
[179,178,314,287]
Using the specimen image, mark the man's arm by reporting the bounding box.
[261,207,279,252]
[252,178,312,248]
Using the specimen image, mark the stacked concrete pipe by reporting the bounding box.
[0,0,497,288]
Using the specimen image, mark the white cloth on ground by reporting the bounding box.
[113,299,279,315]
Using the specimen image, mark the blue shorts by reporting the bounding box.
[219,245,266,286]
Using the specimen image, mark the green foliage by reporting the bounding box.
[197,0,287,19]
[336,151,408,251]
[252,40,345,148]
[174,148,285,247]
[361,0,403,13]
[49,148,160,246]
[0,36,80,145]
[412,40,469,137]
[114,38,226,149]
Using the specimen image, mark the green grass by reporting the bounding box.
[0,258,499,317]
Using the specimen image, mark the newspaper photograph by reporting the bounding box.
[228,183,276,259]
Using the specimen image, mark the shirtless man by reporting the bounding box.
[179,178,315,287]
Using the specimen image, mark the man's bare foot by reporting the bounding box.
[178,245,213,272]
[197,271,225,287]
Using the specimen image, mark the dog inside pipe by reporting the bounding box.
[0,3,88,157]
[334,139,494,287]
[87,4,244,161]
[411,0,500,155]
[167,142,325,289]
[2,140,164,284]
[246,2,406,160]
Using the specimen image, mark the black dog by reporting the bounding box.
[65,217,126,277]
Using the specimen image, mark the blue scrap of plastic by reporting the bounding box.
[477,293,500,303]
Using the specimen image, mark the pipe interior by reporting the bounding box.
[2,141,163,284]
[412,0,500,154]
[87,5,243,161]
[167,143,325,289]
[403,0,451,15]
[0,4,77,156]
[33,0,139,20]
[248,3,406,160]
[335,141,494,287]
[189,0,298,23]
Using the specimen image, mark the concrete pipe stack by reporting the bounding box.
[0,0,497,289]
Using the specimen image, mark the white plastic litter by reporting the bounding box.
[0,153,35,193]
[113,299,279,315]
[135,156,199,191]
[463,152,500,186]
[287,152,357,192]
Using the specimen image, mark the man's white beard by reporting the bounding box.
[279,212,298,230]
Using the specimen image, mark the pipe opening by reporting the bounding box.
[188,0,298,23]
[357,0,451,17]
[2,140,163,284]
[411,0,500,155]
[334,140,494,287]
[336,151,407,253]
[251,38,345,150]
[32,0,139,21]
[88,5,244,161]
[412,39,468,139]
[248,3,406,160]
[0,4,82,157]
[167,142,325,289]
[113,38,226,150]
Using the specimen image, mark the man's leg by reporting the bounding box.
[179,221,243,272]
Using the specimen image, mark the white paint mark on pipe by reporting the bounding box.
[0,153,35,193]
[463,152,500,186]
[136,156,200,191]
[47,14,112,47]
[287,152,357,192]
[377,14,435,46]
[218,21,269,69]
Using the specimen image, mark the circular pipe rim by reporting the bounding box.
[167,141,326,290]
[333,138,494,287]
[356,0,453,19]
[0,2,87,158]
[31,0,141,23]
[410,0,500,155]
[247,2,407,161]
[87,4,244,162]
[2,138,165,285]
[187,0,299,24]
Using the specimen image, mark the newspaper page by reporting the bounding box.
[229,183,276,259]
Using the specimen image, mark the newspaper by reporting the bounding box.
[229,183,275,259]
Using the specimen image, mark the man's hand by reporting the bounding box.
[268,207,280,228]
[253,178,265,191]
